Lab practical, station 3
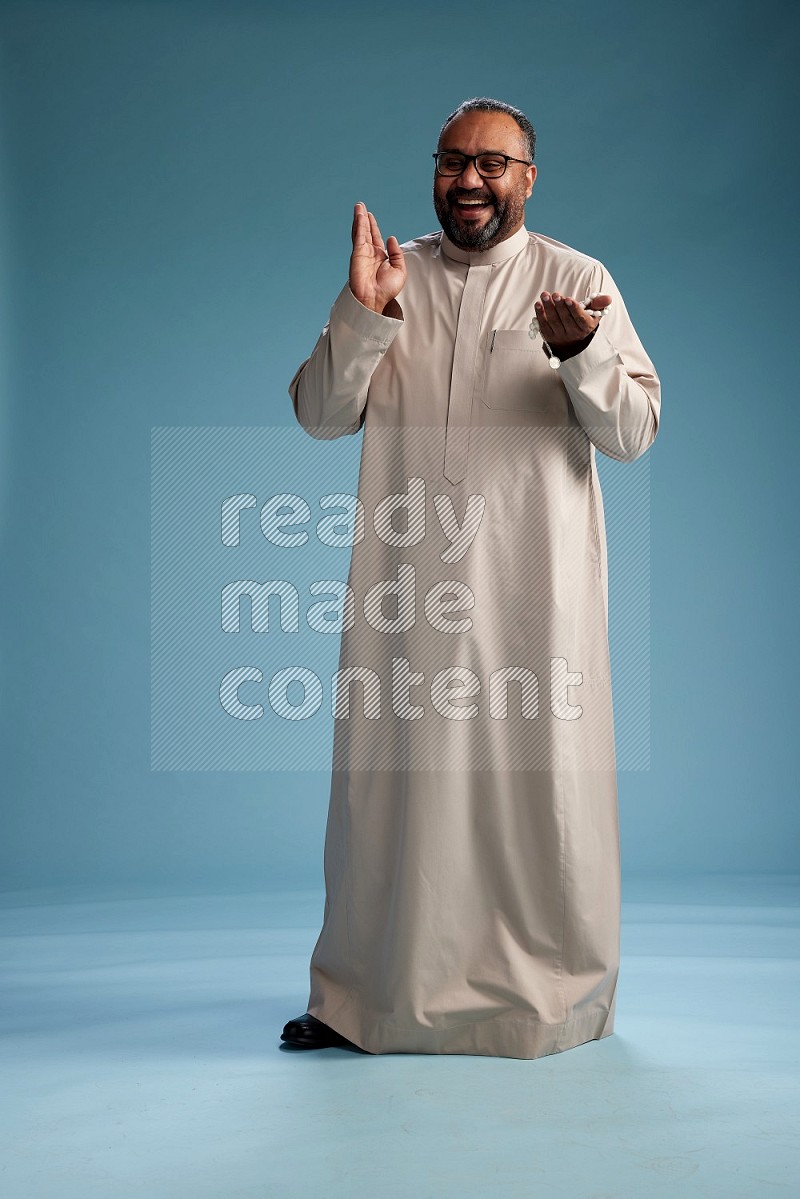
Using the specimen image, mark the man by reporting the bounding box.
[282,97,660,1059]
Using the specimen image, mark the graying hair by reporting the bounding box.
[439,97,536,163]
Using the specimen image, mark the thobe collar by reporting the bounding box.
[438,223,530,265]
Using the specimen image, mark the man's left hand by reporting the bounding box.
[535,292,613,359]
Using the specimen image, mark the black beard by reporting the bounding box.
[433,187,521,250]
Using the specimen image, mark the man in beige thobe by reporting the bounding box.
[281,98,660,1059]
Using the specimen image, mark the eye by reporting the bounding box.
[478,157,505,176]
[439,154,466,173]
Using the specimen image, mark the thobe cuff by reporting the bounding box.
[555,325,658,462]
[288,282,405,440]
[555,327,622,381]
[331,283,404,348]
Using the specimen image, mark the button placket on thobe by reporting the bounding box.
[443,263,493,484]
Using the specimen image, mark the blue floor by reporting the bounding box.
[1,875,797,1198]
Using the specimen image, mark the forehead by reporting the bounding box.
[438,110,526,154]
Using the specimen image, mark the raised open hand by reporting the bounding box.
[534,291,614,353]
[349,202,407,316]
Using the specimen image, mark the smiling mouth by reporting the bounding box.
[450,196,494,214]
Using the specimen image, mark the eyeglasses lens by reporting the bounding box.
[436,154,506,178]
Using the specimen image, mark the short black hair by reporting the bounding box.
[438,97,537,163]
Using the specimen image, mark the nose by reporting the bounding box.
[457,159,484,189]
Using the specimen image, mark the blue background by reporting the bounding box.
[2,0,797,892]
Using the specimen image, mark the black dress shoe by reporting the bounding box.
[280,1012,358,1049]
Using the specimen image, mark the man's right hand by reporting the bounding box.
[349,202,407,316]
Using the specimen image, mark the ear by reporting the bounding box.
[525,164,537,200]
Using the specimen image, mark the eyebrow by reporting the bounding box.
[438,147,510,156]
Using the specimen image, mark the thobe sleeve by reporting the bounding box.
[289,282,404,440]
[557,262,661,463]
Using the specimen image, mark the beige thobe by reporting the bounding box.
[289,223,661,1058]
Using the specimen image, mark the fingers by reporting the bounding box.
[536,291,599,343]
[585,293,613,313]
[352,202,371,249]
[366,209,387,255]
[537,293,567,341]
[352,203,394,268]
[386,235,406,271]
[536,293,571,342]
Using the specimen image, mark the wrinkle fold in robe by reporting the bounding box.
[288,224,660,1058]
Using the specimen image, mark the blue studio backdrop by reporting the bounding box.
[1,0,797,894]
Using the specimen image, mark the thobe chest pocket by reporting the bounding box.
[481,329,550,411]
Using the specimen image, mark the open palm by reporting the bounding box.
[349,202,407,315]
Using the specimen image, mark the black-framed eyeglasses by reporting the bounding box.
[432,151,532,179]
